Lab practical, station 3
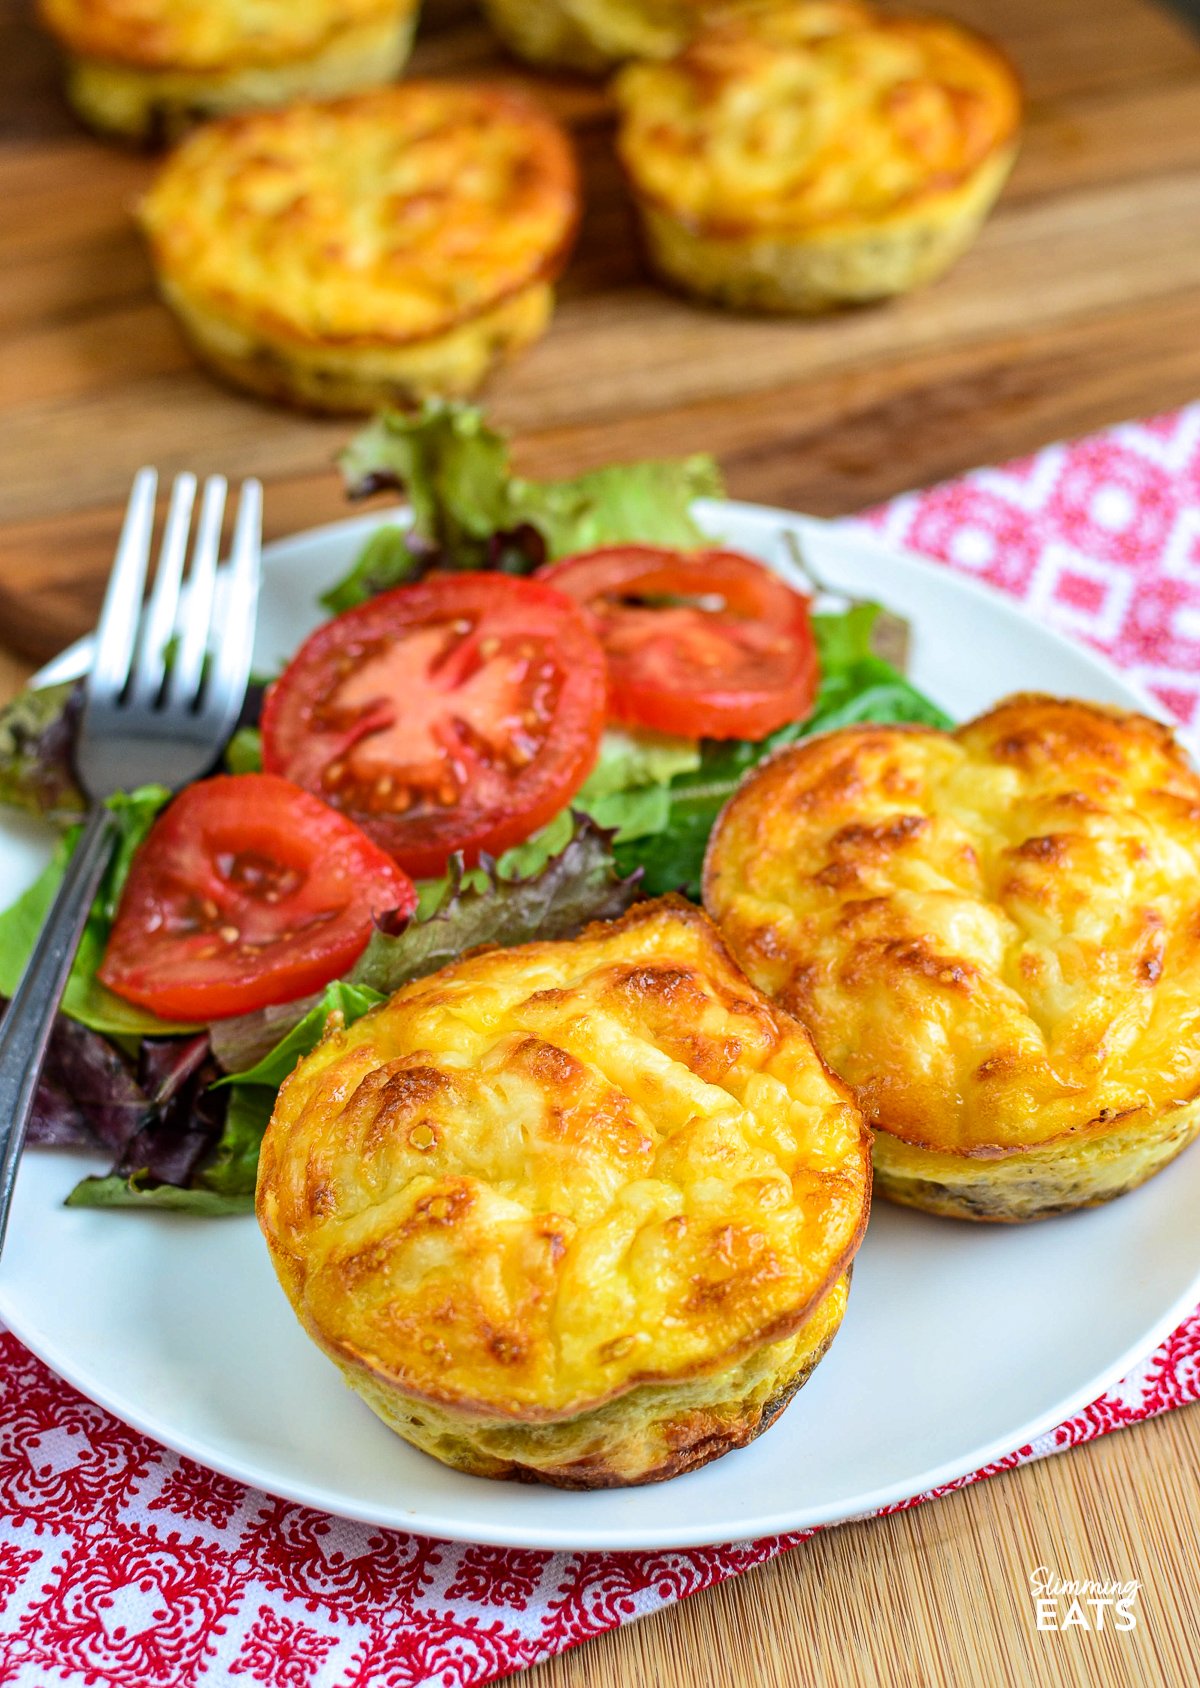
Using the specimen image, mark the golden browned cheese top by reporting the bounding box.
[705,697,1200,1157]
[139,84,579,348]
[38,0,411,71]
[614,0,1021,235]
[257,898,868,1420]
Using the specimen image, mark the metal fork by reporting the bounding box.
[0,469,262,1253]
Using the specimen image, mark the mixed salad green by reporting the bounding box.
[0,402,950,1215]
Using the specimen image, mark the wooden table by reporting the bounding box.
[4,0,1200,1682]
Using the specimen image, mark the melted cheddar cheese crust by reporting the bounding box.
[38,0,419,142]
[257,897,869,1485]
[482,0,706,74]
[614,0,1020,311]
[139,84,579,409]
[705,698,1200,1221]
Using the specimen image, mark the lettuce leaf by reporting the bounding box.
[327,401,723,611]
[469,728,702,885]
[208,991,325,1075]
[193,1085,275,1203]
[19,1002,150,1151]
[64,1173,254,1216]
[64,1031,249,1214]
[0,680,87,826]
[348,815,642,999]
[614,666,950,898]
[321,525,423,612]
[575,728,701,808]
[65,1045,271,1216]
[193,983,388,1210]
[810,601,884,670]
[219,981,384,1088]
[224,726,263,775]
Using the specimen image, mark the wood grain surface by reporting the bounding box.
[5,0,1200,658]
[4,1,1200,1684]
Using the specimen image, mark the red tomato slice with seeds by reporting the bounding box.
[539,545,819,740]
[98,773,415,1021]
[260,573,607,878]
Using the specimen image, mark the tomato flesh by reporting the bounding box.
[261,573,607,878]
[99,773,416,1021]
[539,545,819,740]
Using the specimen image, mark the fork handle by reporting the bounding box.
[0,805,119,1256]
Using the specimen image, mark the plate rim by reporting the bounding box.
[1,497,1191,1552]
[2,1207,1196,1552]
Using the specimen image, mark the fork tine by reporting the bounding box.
[203,478,263,720]
[130,472,196,705]
[88,467,157,703]
[167,475,226,708]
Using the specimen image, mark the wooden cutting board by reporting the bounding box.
[2,0,1200,661]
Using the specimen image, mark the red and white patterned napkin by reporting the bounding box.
[3,406,1200,1688]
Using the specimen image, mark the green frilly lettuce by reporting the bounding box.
[326,400,723,610]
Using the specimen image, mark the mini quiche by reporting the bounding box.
[483,0,705,75]
[37,0,420,144]
[613,0,1021,312]
[138,83,579,412]
[257,897,870,1486]
[704,697,1200,1223]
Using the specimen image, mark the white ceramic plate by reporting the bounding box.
[1,501,1196,1554]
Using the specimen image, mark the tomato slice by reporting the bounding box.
[260,573,607,878]
[538,545,819,740]
[98,773,416,1021]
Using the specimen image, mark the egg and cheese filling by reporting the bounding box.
[482,0,705,73]
[136,82,578,407]
[258,898,869,1483]
[706,696,1200,1219]
[140,85,578,350]
[40,1,420,138]
[615,1,1021,238]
